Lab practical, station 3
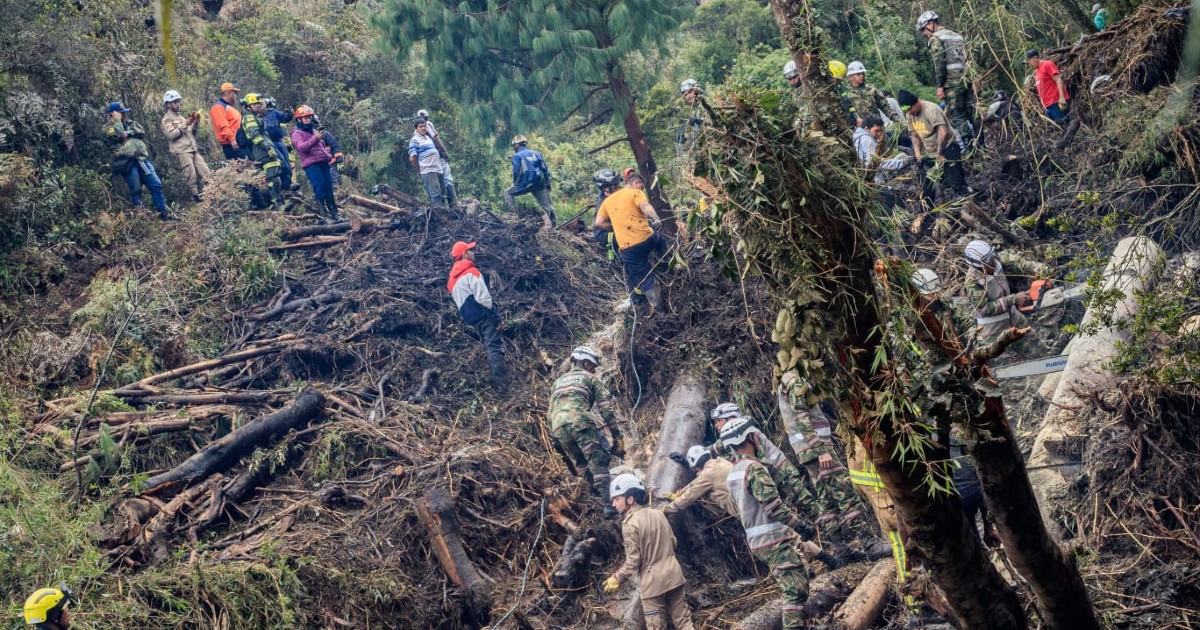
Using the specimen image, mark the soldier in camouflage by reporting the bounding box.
[963,240,1049,355]
[547,346,624,506]
[918,12,975,148]
[778,371,869,537]
[844,61,902,128]
[722,417,842,629]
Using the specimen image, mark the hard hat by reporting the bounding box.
[162,90,182,104]
[451,241,477,259]
[710,402,741,421]
[846,61,866,77]
[963,240,996,268]
[242,93,263,106]
[780,370,799,388]
[912,268,942,295]
[783,60,798,80]
[993,90,1009,103]
[686,445,711,469]
[511,134,528,147]
[294,105,316,118]
[571,345,602,365]
[719,416,755,448]
[827,60,847,79]
[680,79,698,94]
[24,586,71,625]
[219,82,240,93]
[917,10,939,31]
[610,473,645,499]
[416,108,430,118]
[593,168,620,188]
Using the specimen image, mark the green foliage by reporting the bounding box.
[679,0,780,86]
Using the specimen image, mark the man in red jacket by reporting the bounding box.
[448,241,507,388]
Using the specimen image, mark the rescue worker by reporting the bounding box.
[23,585,75,629]
[779,371,869,537]
[827,60,858,129]
[416,109,458,207]
[160,90,211,202]
[291,105,341,222]
[782,61,815,131]
[594,174,666,315]
[504,135,556,228]
[844,61,900,127]
[547,345,623,510]
[963,239,1048,354]
[723,418,837,629]
[783,61,802,89]
[1092,3,1108,30]
[209,82,246,159]
[315,116,345,188]
[603,474,696,630]
[239,93,284,209]
[898,89,970,204]
[447,241,507,387]
[662,444,736,517]
[592,169,622,262]
[917,11,975,148]
[105,101,172,220]
[408,119,446,208]
[678,79,706,148]
[261,97,294,190]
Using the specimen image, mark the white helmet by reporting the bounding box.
[917,10,939,31]
[680,79,698,94]
[846,61,866,77]
[571,345,602,365]
[963,240,996,268]
[719,416,755,448]
[162,90,183,104]
[710,402,741,421]
[686,445,710,469]
[912,268,942,295]
[783,60,799,80]
[416,108,430,118]
[610,473,645,499]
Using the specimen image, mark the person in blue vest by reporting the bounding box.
[503,135,556,228]
[261,97,294,190]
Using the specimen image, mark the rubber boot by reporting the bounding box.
[324,197,343,223]
[644,286,666,315]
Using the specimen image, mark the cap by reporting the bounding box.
[1026,49,1041,60]
[622,167,636,179]
[451,241,477,259]
[220,82,240,93]
[106,101,130,114]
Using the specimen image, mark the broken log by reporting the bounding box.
[348,194,409,215]
[138,386,326,496]
[645,373,707,499]
[127,339,301,389]
[250,290,342,321]
[371,184,422,208]
[415,485,492,626]
[281,222,350,240]
[1028,236,1165,534]
[111,391,279,406]
[267,236,349,252]
[833,559,895,630]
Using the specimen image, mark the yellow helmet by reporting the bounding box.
[241,92,264,106]
[24,587,71,625]
[827,60,847,79]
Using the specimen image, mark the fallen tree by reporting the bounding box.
[415,484,494,626]
[645,373,707,498]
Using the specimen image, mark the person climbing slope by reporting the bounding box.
[447,240,507,388]
[548,345,623,514]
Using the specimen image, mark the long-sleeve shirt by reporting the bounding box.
[928,27,967,87]
[262,108,293,141]
[161,111,201,154]
[964,250,1049,344]
[548,367,616,432]
[613,504,687,599]
[104,120,150,159]
[852,127,912,185]
[447,259,495,324]
[209,99,242,146]
[663,457,736,516]
[291,124,332,168]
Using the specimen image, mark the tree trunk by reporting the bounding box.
[835,559,896,630]
[608,71,672,220]
[415,485,493,626]
[645,373,707,499]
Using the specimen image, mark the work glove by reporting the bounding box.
[668,451,688,466]
[664,492,678,502]
[603,576,620,594]
[610,434,625,458]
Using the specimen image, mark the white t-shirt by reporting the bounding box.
[408,133,442,174]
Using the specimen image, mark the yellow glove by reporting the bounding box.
[665,492,678,501]
[603,576,621,594]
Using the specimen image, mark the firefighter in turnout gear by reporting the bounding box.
[239,93,284,208]
[548,346,623,512]
[918,11,975,148]
[723,418,841,629]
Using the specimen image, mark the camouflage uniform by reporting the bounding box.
[548,367,618,499]
[706,425,820,524]
[727,454,813,629]
[964,250,1048,352]
[845,82,893,125]
[781,377,869,536]
[928,26,974,146]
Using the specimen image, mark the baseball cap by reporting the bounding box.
[220,82,240,93]
[451,241,477,259]
[106,102,130,114]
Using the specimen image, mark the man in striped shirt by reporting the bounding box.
[408,119,446,209]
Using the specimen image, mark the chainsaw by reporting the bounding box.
[1017,279,1088,314]
[994,354,1069,379]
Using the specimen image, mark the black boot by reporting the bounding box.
[815,550,843,570]
[324,197,343,222]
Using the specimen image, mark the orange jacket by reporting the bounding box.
[209,99,242,145]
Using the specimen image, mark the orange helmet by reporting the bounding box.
[294,105,316,118]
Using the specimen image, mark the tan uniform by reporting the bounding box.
[615,504,694,630]
[664,457,736,517]
[161,110,211,196]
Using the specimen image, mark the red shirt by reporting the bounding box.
[1035,60,1068,109]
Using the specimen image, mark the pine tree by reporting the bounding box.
[374,0,691,214]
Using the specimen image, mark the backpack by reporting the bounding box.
[529,151,551,188]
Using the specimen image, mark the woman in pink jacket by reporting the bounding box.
[290,105,340,222]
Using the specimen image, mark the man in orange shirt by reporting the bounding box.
[594,174,666,314]
[209,82,247,159]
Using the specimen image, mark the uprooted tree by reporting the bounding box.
[691,0,1101,627]
[373,0,691,215]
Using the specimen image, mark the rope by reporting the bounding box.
[490,496,546,629]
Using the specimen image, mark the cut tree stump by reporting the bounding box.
[415,484,493,626]
[645,373,707,499]
[833,559,895,630]
[138,386,326,496]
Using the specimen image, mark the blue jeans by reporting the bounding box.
[303,163,334,203]
[124,160,168,212]
[619,231,664,302]
[421,171,446,208]
[1045,103,1068,122]
[271,140,292,187]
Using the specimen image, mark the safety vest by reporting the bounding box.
[727,459,794,551]
[933,28,967,82]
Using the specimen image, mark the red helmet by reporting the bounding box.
[294,105,316,118]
